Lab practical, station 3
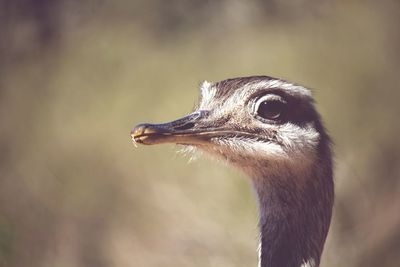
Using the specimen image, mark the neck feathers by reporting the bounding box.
[254,148,333,267]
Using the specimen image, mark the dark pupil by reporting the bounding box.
[257,100,284,119]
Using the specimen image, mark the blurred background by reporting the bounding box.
[1,0,400,266]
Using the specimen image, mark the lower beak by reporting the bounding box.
[131,111,211,145]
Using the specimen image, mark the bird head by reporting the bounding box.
[131,76,327,177]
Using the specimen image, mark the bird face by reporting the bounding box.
[131,76,324,174]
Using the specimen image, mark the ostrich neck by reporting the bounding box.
[253,163,333,267]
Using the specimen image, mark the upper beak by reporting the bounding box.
[131,111,212,145]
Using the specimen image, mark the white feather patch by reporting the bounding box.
[250,79,312,98]
[199,81,216,110]
[301,258,316,267]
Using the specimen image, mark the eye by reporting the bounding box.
[255,95,286,120]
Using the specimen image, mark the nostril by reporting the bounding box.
[174,122,195,131]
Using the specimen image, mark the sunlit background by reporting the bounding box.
[1,1,400,266]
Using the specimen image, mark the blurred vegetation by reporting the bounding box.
[1,0,400,266]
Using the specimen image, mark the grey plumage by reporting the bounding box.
[131,76,334,267]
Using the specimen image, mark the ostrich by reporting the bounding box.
[131,76,334,267]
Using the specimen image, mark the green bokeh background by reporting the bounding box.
[1,1,400,266]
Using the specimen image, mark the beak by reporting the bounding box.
[131,111,213,146]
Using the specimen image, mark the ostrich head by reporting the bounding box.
[131,76,334,267]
